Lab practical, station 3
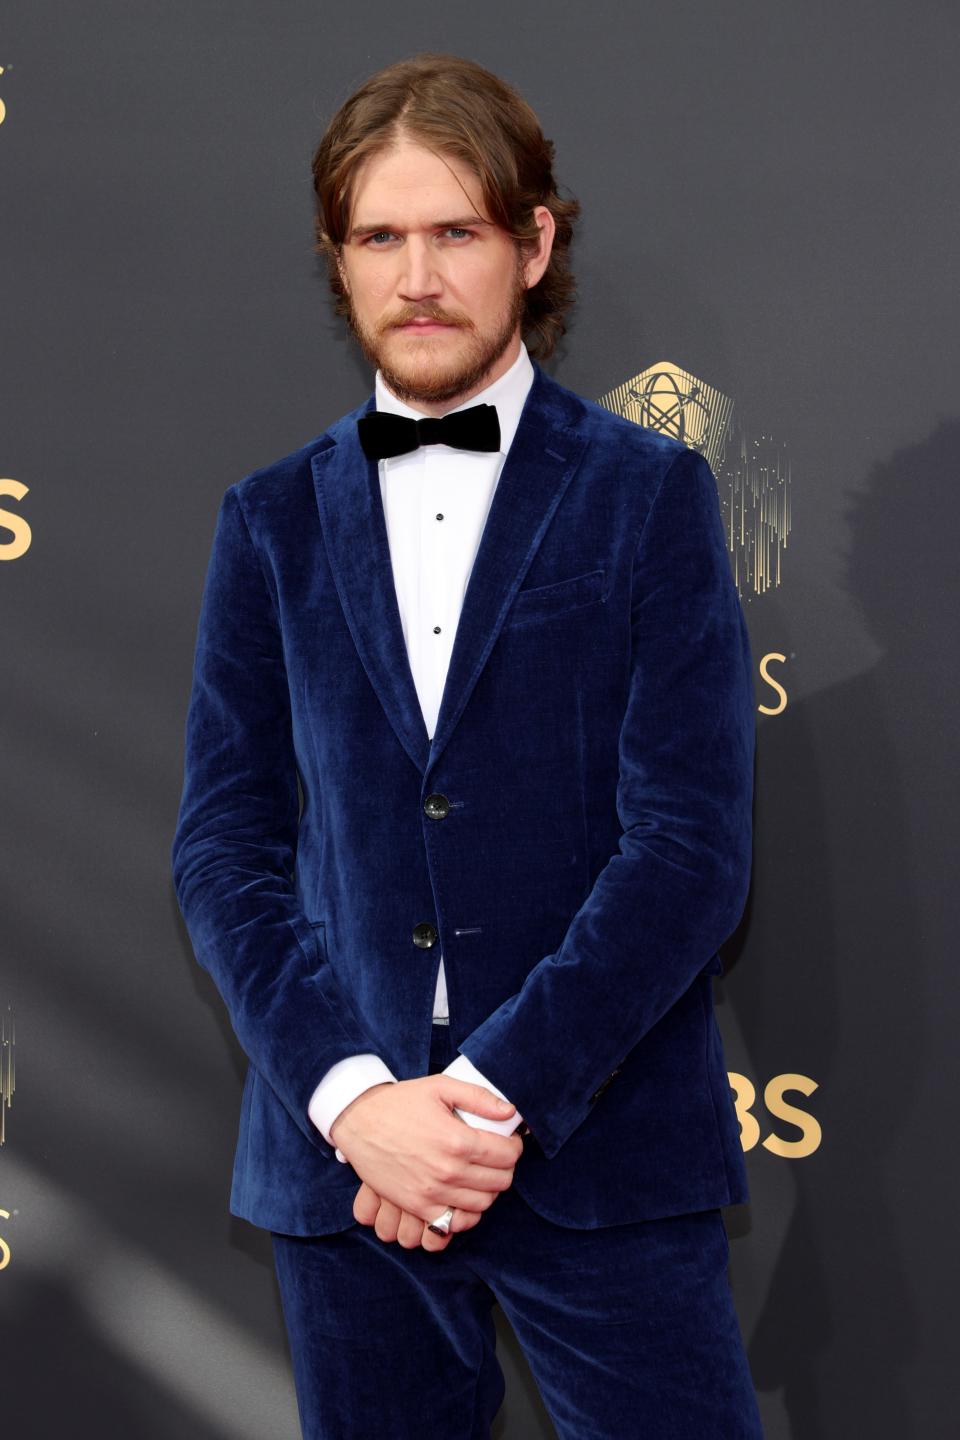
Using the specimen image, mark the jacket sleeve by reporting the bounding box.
[170,485,387,1157]
[456,446,756,1159]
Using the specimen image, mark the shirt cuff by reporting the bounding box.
[307,1053,398,1161]
[444,1050,524,1136]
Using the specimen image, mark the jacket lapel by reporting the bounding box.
[311,364,590,779]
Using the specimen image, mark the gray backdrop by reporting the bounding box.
[2,2,958,1435]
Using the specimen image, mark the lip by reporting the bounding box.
[395,320,456,333]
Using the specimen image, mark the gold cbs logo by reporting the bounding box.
[0,480,31,560]
[729,1072,821,1157]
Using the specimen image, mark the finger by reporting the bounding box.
[434,1076,516,1122]
[396,1209,428,1250]
[374,1199,402,1244]
[422,1170,516,1214]
[445,1125,525,1170]
[420,1210,455,1253]
[448,1207,483,1235]
[430,1185,505,1214]
[439,1161,518,1194]
[353,1181,381,1227]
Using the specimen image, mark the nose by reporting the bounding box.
[398,235,442,301]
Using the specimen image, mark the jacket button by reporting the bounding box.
[424,792,450,820]
[412,922,438,949]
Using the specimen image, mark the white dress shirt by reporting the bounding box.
[307,342,534,1161]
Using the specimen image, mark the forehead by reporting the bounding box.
[348,139,490,229]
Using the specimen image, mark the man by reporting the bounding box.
[172,52,764,1440]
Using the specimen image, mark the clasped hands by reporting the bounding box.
[329,1075,523,1253]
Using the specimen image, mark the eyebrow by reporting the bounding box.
[348,215,492,242]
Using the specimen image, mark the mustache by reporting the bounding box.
[380,304,473,331]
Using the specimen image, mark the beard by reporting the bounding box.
[344,261,527,407]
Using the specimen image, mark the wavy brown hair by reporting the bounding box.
[311,54,580,360]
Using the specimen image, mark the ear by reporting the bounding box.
[522,205,557,290]
[335,247,350,295]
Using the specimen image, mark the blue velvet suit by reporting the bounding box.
[170,362,754,1240]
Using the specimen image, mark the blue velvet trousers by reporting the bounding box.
[271,1023,763,1440]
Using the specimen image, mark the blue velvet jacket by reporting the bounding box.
[170,363,754,1236]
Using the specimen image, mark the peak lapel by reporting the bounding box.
[310,368,590,780]
[311,402,433,775]
[427,367,589,773]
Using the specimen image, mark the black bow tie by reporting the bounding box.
[357,404,501,461]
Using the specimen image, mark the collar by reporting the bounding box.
[374,342,535,458]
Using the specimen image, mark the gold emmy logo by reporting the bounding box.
[0,1211,10,1271]
[598,361,792,601]
[0,480,32,560]
[1,1007,15,1146]
[0,63,8,127]
[728,1071,821,1158]
[599,359,731,468]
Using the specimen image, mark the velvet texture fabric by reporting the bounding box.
[171,363,756,1236]
[268,1023,764,1440]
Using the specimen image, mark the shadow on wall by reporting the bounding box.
[725,418,960,1439]
[0,1269,225,1440]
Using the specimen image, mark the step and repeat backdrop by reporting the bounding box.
[2,2,957,1436]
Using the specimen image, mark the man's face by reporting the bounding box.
[337,138,538,412]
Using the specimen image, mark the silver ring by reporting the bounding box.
[427,1206,455,1236]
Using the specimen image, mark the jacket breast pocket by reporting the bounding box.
[503,568,606,629]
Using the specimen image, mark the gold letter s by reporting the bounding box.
[762,1074,822,1157]
[0,480,31,560]
[758,652,787,715]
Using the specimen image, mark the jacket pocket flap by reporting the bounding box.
[505,568,606,627]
